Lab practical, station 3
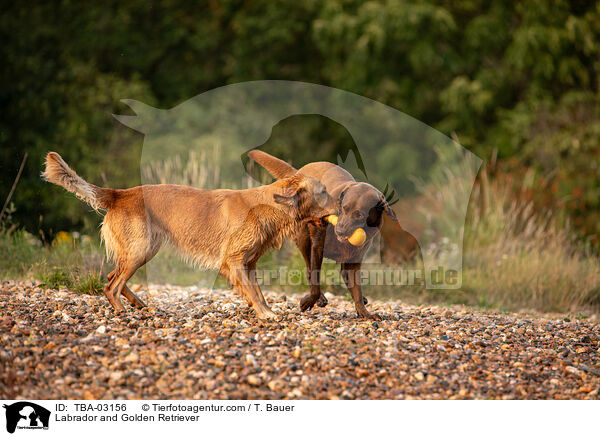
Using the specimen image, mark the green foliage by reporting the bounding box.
[2,1,600,241]
[72,271,104,295]
[459,171,600,315]
[0,225,108,292]
[0,228,41,278]
[38,266,73,290]
[37,265,104,295]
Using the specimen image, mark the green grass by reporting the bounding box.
[36,265,103,295]
[72,270,104,295]
[38,265,73,289]
[1,228,107,295]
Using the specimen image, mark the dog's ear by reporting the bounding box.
[273,192,298,207]
[385,203,398,221]
[380,184,399,221]
[273,176,302,207]
[273,186,300,207]
[377,197,398,222]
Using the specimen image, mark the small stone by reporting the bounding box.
[414,372,425,381]
[247,375,261,386]
[124,352,139,363]
[115,338,130,348]
[83,390,97,400]
[341,390,353,399]
[96,325,106,334]
[267,379,284,392]
[245,354,257,366]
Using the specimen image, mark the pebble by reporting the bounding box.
[247,375,261,386]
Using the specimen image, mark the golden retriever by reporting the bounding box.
[43,152,337,319]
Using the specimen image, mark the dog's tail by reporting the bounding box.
[248,149,297,179]
[42,152,114,210]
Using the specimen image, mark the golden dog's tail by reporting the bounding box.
[248,149,297,179]
[42,152,114,210]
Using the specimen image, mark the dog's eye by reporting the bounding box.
[353,211,363,220]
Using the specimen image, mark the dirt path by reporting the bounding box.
[0,281,599,399]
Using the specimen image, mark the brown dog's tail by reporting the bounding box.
[42,152,114,210]
[248,149,297,179]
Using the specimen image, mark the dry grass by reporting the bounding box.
[406,143,600,314]
[141,146,261,189]
[462,176,600,313]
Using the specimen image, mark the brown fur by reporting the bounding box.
[248,150,398,319]
[42,151,337,319]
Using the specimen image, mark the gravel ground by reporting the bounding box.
[1,280,599,399]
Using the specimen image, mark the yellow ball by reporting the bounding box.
[325,215,338,226]
[348,228,367,246]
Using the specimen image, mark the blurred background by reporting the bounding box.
[1,1,599,314]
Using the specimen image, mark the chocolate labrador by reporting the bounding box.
[248,150,397,319]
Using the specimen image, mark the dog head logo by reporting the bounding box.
[3,402,50,433]
[114,81,481,289]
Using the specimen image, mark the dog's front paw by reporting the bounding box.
[357,308,379,320]
[316,294,328,307]
[300,294,317,312]
[256,308,280,321]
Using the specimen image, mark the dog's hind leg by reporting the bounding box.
[108,261,145,314]
[122,286,147,308]
[107,270,146,308]
[103,268,125,312]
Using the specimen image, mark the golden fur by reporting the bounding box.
[43,152,336,319]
